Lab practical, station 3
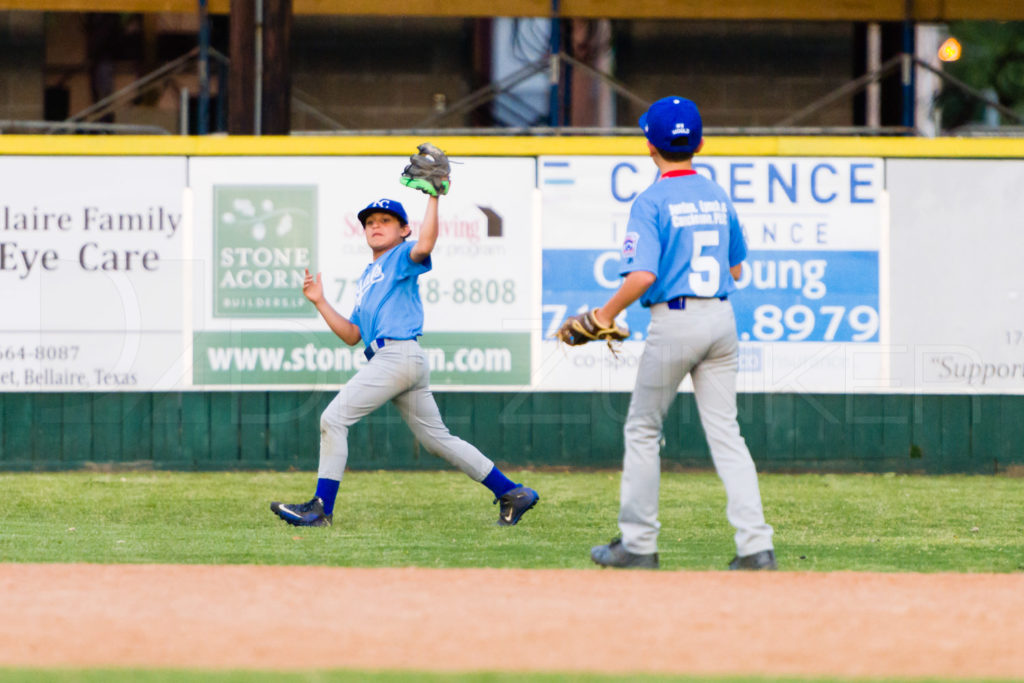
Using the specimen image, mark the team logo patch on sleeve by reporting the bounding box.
[622,232,639,259]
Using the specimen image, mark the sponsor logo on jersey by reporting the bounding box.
[353,262,385,309]
[622,231,639,259]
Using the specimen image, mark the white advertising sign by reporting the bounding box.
[887,158,1024,395]
[6,153,1020,397]
[538,155,887,393]
[187,156,536,389]
[0,156,187,391]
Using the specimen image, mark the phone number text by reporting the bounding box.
[423,278,517,305]
[740,304,879,342]
[1,345,80,361]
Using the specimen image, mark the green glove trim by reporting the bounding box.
[401,176,437,196]
[401,176,449,197]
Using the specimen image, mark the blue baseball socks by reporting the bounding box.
[315,478,340,515]
[481,465,517,498]
[317,467,515,515]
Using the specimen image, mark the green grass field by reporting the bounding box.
[0,469,1022,572]
[2,470,1022,683]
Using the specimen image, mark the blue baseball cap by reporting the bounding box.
[357,198,408,226]
[639,96,703,154]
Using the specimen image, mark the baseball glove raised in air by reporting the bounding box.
[556,309,629,350]
[400,142,451,196]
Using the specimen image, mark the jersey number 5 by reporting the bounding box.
[689,229,721,297]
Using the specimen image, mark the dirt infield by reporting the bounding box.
[1,563,1023,679]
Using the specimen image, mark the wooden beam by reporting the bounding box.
[558,0,1024,21]
[261,0,291,134]
[227,0,254,134]
[0,0,233,11]
[2,0,1023,19]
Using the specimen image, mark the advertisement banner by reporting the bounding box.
[211,185,319,319]
[10,153,1021,397]
[192,331,530,386]
[886,158,1024,395]
[538,155,885,393]
[0,156,187,391]
[187,156,536,389]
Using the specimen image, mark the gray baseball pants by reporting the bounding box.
[618,298,774,557]
[318,339,494,482]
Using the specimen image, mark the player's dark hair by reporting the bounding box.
[656,148,695,162]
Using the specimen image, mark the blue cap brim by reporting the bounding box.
[358,207,408,226]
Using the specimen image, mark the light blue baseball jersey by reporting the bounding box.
[619,170,747,306]
[349,241,432,344]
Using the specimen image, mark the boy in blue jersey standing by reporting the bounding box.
[588,97,775,570]
[271,156,539,528]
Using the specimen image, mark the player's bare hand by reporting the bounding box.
[302,268,325,304]
[591,307,613,328]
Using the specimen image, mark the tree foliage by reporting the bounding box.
[937,21,1024,130]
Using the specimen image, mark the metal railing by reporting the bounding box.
[4,44,1020,137]
[295,50,1019,137]
[10,46,343,136]
[50,46,229,135]
[776,52,1024,130]
[0,120,170,135]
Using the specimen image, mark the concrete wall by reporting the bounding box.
[613,20,855,127]
[0,11,43,122]
[289,17,858,131]
[290,16,479,130]
[1,11,862,131]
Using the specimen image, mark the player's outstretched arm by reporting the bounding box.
[302,269,361,346]
[410,195,439,263]
[593,270,657,327]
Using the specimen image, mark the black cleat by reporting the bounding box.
[590,537,659,569]
[495,485,539,526]
[270,496,332,527]
[728,549,777,570]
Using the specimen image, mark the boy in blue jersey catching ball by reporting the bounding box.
[582,97,776,570]
[271,145,539,528]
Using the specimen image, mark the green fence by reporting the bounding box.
[1,392,1021,474]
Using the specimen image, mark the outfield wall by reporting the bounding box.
[1,135,1022,472]
[1,391,1021,474]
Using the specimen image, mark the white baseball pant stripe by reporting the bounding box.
[618,298,774,556]
[318,339,494,482]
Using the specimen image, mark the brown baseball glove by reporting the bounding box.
[400,142,451,196]
[556,309,629,347]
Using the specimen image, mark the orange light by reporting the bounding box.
[938,37,962,62]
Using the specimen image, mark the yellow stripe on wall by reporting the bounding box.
[1,135,1023,158]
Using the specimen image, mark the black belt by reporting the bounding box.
[363,338,388,361]
[665,295,727,310]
